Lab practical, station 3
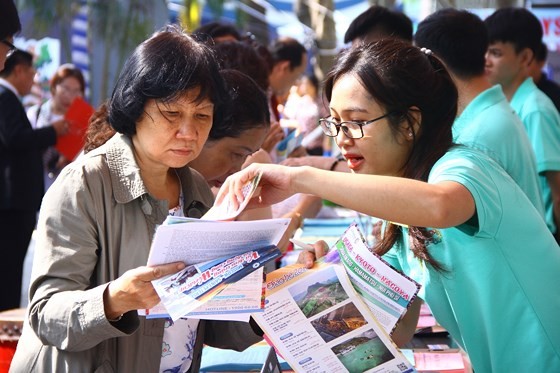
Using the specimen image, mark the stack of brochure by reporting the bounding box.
[141,174,291,321]
[253,223,421,372]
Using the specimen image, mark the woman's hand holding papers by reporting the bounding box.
[103,262,185,321]
[216,163,301,211]
[292,239,329,268]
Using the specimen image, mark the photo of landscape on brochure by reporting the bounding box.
[253,264,415,373]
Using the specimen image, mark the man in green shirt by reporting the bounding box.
[485,7,560,240]
[415,8,544,217]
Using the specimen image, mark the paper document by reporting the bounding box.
[332,223,421,334]
[149,245,280,320]
[253,263,416,372]
[202,172,262,221]
[147,216,289,266]
[276,129,304,162]
[57,97,94,160]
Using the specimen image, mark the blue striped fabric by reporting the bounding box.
[71,5,90,99]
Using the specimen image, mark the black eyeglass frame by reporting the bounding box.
[318,112,395,139]
[1,39,17,57]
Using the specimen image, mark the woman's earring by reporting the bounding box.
[408,131,413,138]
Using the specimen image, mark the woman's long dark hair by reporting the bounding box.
[324,40,458,271]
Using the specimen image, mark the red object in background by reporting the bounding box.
[0,308,25,373]
[56,97,95,161]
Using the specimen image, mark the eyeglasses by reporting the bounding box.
[1,39,17,58]
[318,112,395,139]
[56,84,83,96]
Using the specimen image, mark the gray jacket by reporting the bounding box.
[10,134,261,373]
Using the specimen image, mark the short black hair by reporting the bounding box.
[212,40,270,91]
[269,37,307,70]
[415,8,487,79]
[209,69,270,140]
[0,0,21,40]
[108,25,227,137]
[0,49,32,77]
[192,21,241,44]
[535,41,548,63]
[484,7,543,55]
[344,5,413,44]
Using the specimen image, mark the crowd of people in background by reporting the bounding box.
[2,0,560,371]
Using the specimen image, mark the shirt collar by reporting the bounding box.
[0,78,20,98]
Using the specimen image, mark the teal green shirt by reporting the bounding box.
[510,78,560,233]
[383,146,560,373]
[454,85,544,217]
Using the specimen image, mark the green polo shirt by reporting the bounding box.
[510,78,560,234]
[454,84,544,217]
[383,146,560,373]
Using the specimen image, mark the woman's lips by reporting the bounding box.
[172,148,194,157]
[343,154,364,171]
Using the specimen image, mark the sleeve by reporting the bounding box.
[429,149,503,239]
[0,92,56,150]
[27,164,137,352]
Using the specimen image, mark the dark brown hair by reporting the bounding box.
[50,63,85,94]
[83,102,114,154]
[324,40,457,271]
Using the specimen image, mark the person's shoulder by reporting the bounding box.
[516,80,558,116]
[434,145,495,172]
[179,166,214,205]
[0,85,17,104]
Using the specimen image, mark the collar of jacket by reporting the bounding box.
[104,133,149,204]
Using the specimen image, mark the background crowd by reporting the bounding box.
[2,0,560,372]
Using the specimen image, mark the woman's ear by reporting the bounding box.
[402,106,421,141]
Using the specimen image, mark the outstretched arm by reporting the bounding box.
[217,164,475,229]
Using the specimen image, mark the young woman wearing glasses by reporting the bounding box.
[27,64,85,191]
[216,40,560,373]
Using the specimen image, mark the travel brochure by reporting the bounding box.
[143,171,427,371]
[142,173,288,320]
[276,129,304,162]
[148,245,280,321]
[253,263,415,372]
[332,223,421,334]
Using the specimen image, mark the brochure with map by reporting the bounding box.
[254,263,416,373]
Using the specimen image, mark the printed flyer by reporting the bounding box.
[147,245,280,321]
[334,223,421,333]
[254,263,416,373]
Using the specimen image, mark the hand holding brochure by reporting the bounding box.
[202,172,262,221]
[144,172,289,320]
[150,245,281,321]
